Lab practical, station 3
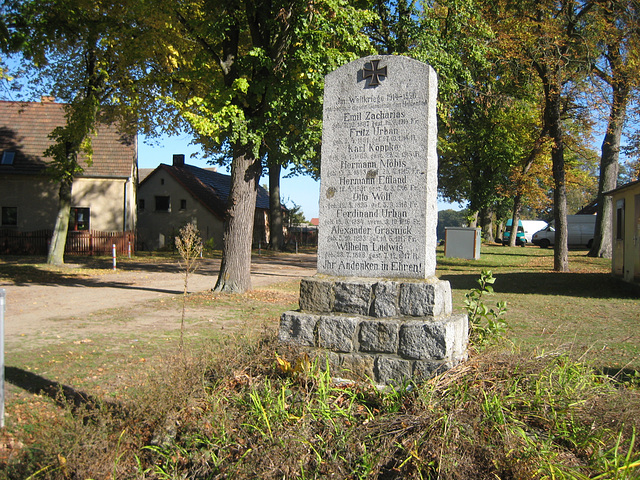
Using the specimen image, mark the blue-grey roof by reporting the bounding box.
[140,163,269,220]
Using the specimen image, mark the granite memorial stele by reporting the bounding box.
[279,55,468,386]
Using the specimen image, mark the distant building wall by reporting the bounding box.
[137,170,224,250]
[0,175,58,230]
[0,174,135,232]
[71,177,133,231]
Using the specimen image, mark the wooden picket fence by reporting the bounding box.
[0,229,135,256]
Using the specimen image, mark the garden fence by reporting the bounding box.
[0,229,135,256]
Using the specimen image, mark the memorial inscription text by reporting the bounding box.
[319,61,432,278]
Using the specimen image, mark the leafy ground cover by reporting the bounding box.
[1,245,639,479]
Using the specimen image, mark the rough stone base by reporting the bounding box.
[279,275,468,386]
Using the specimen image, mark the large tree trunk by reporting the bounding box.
[533,55,569,271]
[214,149,262,293]
[508,195,522,247]
[549,101,569,272]
[468,210,479,228]
[269,163,284,251]
[588,82,627,258]
[480,206,493,243]
[47,177,73,266]
[537,61,569,272]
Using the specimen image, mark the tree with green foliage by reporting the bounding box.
[438,91,518,241]
[490,0,598,271]
[133,0,373,292]
[3,0,139,265]
[587,0,640,258]
[368,0,504,237]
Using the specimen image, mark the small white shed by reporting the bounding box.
[605,179,640,284]
[444,227,481,260]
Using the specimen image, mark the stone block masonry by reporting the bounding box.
[279,276,468,386]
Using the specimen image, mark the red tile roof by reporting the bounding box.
[0,100,136,178]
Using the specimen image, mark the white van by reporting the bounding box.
[531,215,596,248]
[521,220,548,243]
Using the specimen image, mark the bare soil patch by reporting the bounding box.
[0,253,316,341]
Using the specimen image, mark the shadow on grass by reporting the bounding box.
[1,253,317,290]
[441,271,640,299]
[5,366,122,419]
[598,365,640,384]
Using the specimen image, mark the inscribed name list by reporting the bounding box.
[318,55,438,279]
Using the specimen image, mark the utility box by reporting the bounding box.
[444,227,481,260]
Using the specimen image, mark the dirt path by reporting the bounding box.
[0,253,317,340]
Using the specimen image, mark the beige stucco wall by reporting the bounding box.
[0,174,136,232]
[72,177,136,231]
[137,171,225,251]
[611,183,640,283]
[0,175,59,230]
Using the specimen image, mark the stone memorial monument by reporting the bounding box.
[279,55,468,386]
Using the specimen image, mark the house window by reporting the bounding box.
[1,206,17,226]
[180,199,187,210]
[139,199,145,211]
[155,195,170,212]
[70,207,90,231]
[616,199,625,240]
[1,151,15,165]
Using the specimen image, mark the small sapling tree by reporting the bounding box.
[175,223,203,354]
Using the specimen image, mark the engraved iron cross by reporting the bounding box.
[363,60,387,87]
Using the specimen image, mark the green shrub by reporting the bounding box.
[465,269,508,348]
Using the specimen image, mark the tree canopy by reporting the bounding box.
[4,0,640,277]
[2,0,143,264]
[126,0,374,291]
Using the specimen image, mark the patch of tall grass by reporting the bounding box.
[3,332,640,479]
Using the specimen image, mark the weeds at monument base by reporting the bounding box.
[465,269,509,348]
[3,335,640,479]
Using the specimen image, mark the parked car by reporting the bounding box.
[531,215,596,248]
[521,220,548,243]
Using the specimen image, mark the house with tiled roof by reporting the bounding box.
[137,154,270,251]
[0,99,137,243]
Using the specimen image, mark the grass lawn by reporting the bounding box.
[0,246,639,479]
[437,244,640,371]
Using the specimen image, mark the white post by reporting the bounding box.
[112,244,117,270]
[1,289,5,429]
[128,241,131,259]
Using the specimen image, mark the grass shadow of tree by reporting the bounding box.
[441,271,640,299]
[5,366,123,420]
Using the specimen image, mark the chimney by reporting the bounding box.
[173,154,185,167]
[41,96,56,103]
